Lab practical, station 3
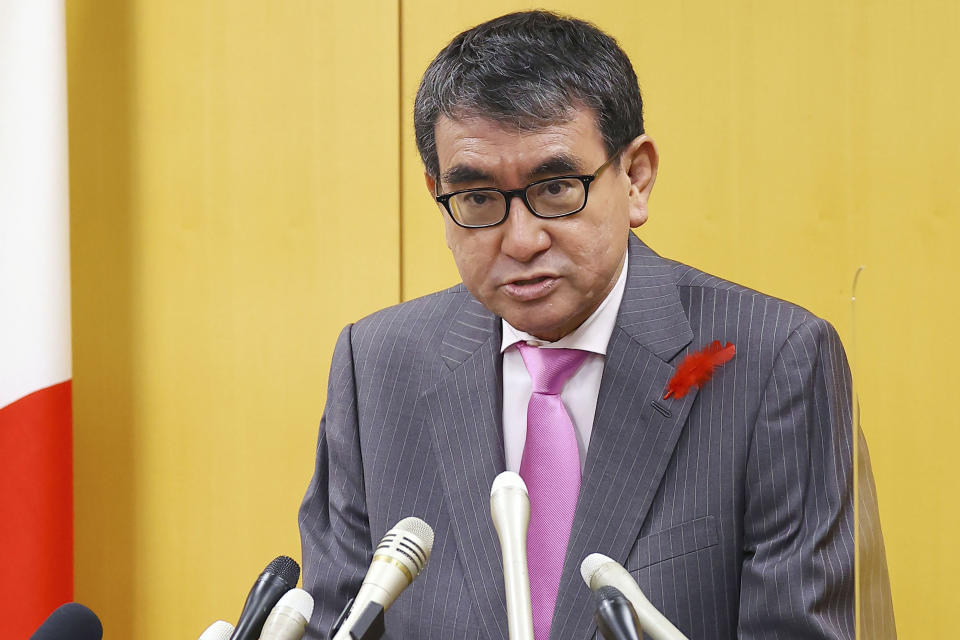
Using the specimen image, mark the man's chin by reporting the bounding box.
[500,311,571,343]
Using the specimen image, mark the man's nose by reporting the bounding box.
[500,194,551,262]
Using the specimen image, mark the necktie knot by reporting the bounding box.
[516,342,589,395]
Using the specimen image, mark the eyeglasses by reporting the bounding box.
[434,150,622,229]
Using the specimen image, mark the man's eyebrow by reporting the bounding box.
[525,153,583,180]
[441,165,495,187]
[439,153,585,189]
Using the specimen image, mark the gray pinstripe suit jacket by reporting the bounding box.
[299,233,856,639]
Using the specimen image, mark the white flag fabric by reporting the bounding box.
[0,1,74,636]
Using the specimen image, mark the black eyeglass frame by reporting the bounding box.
[433,149,622,229]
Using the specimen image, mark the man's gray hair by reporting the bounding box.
[414,10,645,179]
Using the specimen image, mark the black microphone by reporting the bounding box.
[230,555,301,640]
[30,602,102,640]
[594,586,642,640]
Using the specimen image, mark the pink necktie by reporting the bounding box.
[515,342,589,640]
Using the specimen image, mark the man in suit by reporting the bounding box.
[300,10,886,639]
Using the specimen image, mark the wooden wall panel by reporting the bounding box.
[67,2,400,636]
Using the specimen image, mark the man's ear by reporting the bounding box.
[424,171,437,196]
[622,134,659,228]
[425,171,455,249]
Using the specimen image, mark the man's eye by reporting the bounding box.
[468,193,489,205]
[540,180,572,197]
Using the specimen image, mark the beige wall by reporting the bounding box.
[68,1,958,637]
[67,2,399,636]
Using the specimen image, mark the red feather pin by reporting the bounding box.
[664,341,736,399]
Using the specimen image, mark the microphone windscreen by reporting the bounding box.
[491,470,528,496]
[394,516,435,551]
[275,588,314,622]
[198,620,235,640]
[580,552,613,587]
[265,555,301,587]
[30,602,102,640]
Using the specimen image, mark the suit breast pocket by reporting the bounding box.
[624,515,719,572]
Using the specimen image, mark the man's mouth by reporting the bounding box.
[502,275,559,301]
[512,275,551,286]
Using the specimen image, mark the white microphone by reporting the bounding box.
[490,471,534,640]
[199,620,235,640]
[580,553,688,640]
[258,588,314,640]
[332,516,435,640]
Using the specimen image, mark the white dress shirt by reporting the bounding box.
[500,250,628,473]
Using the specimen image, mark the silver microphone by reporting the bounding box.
[258,588,314,640]
[490,471,534,640]
[199,620,235,640]
[580,553,688,640]
[332,517,435,640]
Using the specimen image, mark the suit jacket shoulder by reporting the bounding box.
[664,252,842,366]
[345,283,498,419]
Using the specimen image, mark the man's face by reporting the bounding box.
[426,107,656,341]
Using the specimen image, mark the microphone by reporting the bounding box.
[331,517,435,640]
[258,588,314,640]
[30,602,102,640]
[230,556,301,640]
[199,620,236,640]
[489,471,534,640]
[594,586,642,640]
[580,553,688,640]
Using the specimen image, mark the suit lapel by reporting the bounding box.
[420,293,509,640]
[552,234,698,640]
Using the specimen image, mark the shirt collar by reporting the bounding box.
[500,248,628,356]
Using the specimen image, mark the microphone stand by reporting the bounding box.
[329,599,386,640]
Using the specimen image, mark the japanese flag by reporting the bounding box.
[0,1,74,636]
